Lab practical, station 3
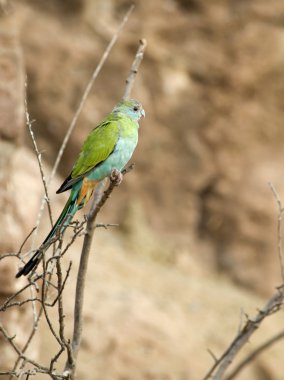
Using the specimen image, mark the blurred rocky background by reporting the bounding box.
[1,0,284,379]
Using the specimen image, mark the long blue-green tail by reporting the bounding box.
[16,193,78,278]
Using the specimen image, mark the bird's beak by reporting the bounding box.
[141,109,145,118]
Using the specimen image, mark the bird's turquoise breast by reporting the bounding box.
[87,121,138,181]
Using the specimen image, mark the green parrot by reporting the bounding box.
[16,99,145,278]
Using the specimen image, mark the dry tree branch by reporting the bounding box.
[18,227,37,256]
[202,183,284,379]
[203,286,284,380]
[25,94,53,227]
[0,280,39,311]
[64,167,134,377]
[10,244,64,375]
[6,97,57,377]
[123,38,147,100]
[225,329,284,380]
[55,258,74,369]
[64,37,146,378]
[0,324,50,374]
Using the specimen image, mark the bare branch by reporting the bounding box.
[25,93,53,228]
[18,227,37,255]
[203,285,284,380]
[207,349,218,363]
[64,167,134,377]
[0,281,38,311]
[123,38,147,100]
[46,262,72,307]
[56,256,74,367]
[0,324,49,374]
[95,223,119,229]
[225,329,284,379]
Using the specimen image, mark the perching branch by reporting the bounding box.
[63,41,147,376]
[63,38,146,378]
[64,167,133,377]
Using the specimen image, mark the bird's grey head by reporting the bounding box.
[113,99,145,121]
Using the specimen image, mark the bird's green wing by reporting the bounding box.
[57,118,119,193]
[72,119,119,177]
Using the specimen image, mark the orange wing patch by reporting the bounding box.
[76,178,97,207]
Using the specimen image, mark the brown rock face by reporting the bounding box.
[0,22,40,374]
[2,1,284,379]
[13,0,284,293]
[0,31,24,142]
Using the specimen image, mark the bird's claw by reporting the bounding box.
[110,169,123,185]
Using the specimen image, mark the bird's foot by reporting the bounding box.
[110,169,123,186]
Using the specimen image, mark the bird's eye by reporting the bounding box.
[133,106,139,112]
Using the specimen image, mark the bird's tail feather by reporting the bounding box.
[16,196,78,278]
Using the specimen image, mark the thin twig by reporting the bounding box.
[207,349,218,363]
[123,38,147,100]
[268,182,284,282]
[1,298,42,310]
[10,306,44,377]
[11,247,62,375]
[25,92,53,227]
[0,252,23,260]
[225,329,284,379]
[49,346,65,375]
[0,324,49,373]
[56,255,74,367]
[18,227,37,255]
[46,262,72,307]
[95,223,119,229]
[41,270,62,347]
